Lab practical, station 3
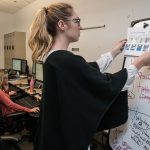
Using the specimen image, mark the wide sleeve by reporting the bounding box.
[96,52,113,73]
[40,51,128,150]
[88,62,100,70]
[75,55,128,129]
[53,52,128,149]
[70,55,127,96]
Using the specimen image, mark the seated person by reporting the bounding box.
[0,74,39,115]
[0,89,39,116]
[1,74,9,94]
[1,75,39,139]
[1,74,18,95]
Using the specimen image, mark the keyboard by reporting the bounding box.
[8,75,18,80]
[15,95,40,109]
[9,85,21,92]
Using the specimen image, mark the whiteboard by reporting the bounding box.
[110,57,150,150]
[109,19,150,150]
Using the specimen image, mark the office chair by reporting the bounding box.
[0,134,22,150]
[5,111,37,143]
[0,109,23,150]
[90,130,109,150]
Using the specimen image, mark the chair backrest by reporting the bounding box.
[0,108,4,135]
[0,108,22,150]
[0,139,12,150]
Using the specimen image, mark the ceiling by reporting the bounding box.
[0,0,36,14]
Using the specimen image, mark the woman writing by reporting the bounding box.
[28,2,150,150]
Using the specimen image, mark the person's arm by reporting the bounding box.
[122,65,138,91]
[0,90,39,113]
[0,92,31,112]
[110,39,127,58]
[122,52,150,91]
[96,39,127,73]
[96,52,113,73]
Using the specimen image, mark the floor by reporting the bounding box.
[15,132,107,150]
[19,140,105,150]
[18,131,108,150]
[19,139,33,150]
[90,131,109,150]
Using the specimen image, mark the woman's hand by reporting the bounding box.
[111,39,127,58]
[133,52,150,70]
[30,107,40,113]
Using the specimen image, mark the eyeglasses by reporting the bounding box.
[66,18,81,26]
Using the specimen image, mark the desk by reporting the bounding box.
[9,77,28,87]
[9,77,42,101]
[9,77,42,118]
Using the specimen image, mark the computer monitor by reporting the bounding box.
[21,59,27,74]
[12,58,22,72]
[12,58,27,74]
[35,62,43,82]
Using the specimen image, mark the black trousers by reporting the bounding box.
[0,139,11,150]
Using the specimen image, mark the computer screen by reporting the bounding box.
[32,61,36,74]
[35,62,43,82]
[21,59,27,74]
[12,58,21,72]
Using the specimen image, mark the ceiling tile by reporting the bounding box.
[0,0,36,13]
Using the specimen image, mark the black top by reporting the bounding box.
[34,50,128,150]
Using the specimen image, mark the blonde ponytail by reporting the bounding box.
[28,7,53,61]
[28,3,73,61]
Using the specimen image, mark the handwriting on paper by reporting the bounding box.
[110,62,150,150]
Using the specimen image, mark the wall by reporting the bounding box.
[0,12,14,68]
[1,0,150,73]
